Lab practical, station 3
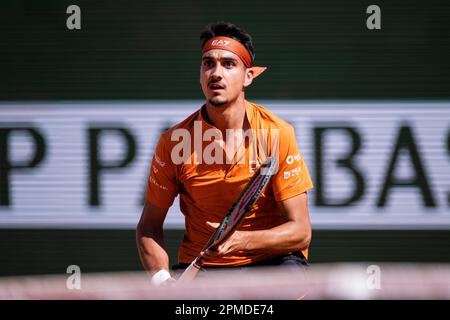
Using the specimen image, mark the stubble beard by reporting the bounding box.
[208,97,228,107]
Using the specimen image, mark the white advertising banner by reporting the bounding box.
[0,101,449,229]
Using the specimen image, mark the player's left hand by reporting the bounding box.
[202,221,249,258]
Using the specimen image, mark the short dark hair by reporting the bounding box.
[200,21,255,62]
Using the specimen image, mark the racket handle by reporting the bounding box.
[176,257,201,285]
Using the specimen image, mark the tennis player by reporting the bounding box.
[136,22,314,286]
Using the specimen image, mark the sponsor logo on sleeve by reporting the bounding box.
[154,154,166,167]
[283,166,302,179]
[286,153,301,165]
[149,176,168,191]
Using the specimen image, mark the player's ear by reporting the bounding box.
[243,68,255,88]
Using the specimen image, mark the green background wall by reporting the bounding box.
[2,0,450,100]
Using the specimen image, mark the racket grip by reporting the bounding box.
[176,258,201,285]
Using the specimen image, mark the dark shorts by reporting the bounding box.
[171,252,309,278]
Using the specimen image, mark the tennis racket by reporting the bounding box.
[177,156,277,284]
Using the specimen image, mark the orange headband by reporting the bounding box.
[202,36,267,78]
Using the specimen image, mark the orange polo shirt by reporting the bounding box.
[146,100,313,267]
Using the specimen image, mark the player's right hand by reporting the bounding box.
[159,277,177,287]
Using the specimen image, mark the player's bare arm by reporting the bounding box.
[203,192,311,258]
[136,201,174,284]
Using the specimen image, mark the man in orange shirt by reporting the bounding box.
[136,21,314,286]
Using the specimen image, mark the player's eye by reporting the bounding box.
[223,60,235,68]
[203,60,214,68]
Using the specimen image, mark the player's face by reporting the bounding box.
[200,49,253,107]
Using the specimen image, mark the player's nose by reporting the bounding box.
[210,63,223,79]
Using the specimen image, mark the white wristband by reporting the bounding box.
[151,269,172,286]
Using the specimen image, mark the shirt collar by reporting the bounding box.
[197,100,254,130]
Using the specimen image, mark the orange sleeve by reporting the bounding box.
[271,125,313,201]
[145,134,178,208]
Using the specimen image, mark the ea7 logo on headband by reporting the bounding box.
[211,40,230,46]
